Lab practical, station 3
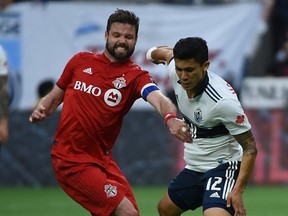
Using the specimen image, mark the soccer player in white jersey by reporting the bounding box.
[146,37,257,216]
[0,45,9,146]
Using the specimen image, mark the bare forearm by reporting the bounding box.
[30,85,64,123]
[234,130,257,192]
[158,96,177,117]
[0,75,9,118]
[146,90,177,117]
[39,94,62,116]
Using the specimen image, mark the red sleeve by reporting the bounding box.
[56,52,81,90]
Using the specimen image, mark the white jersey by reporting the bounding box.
[168,59,251,172]
[0,45,8,76]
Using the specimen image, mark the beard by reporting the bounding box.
[105,41,135,61]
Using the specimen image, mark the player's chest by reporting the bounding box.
[176,91,217,126]
[67,65,138,108]
[70,64,137,94]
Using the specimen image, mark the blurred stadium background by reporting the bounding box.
[1,0,288,215]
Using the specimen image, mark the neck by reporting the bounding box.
[186,90,195,99]
[104,50,118,62]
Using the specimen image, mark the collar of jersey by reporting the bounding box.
[195,72,209,97]
[101,52,131,65]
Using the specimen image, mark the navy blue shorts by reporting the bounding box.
[168,161,241,215]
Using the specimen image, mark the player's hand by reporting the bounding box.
[29,105,47,123]
[166,118,192,143]
[226,190,246,216]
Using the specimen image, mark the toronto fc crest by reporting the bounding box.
[113,77,126,89]
[104,184,117,197]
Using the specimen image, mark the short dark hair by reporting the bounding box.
[106,9,140,36]
[173,37,208,65]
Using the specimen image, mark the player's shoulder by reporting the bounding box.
[207,72,235,96]
[207,71,225,84]
[75,51,100,58]
[205,72,240,103]
[70,51,105,65]
[127,61,149,75]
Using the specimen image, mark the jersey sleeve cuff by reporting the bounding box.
[141,83,159,101]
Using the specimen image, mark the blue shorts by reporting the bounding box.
[168,161,241,215]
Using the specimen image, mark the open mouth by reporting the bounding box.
[115,46,127,52]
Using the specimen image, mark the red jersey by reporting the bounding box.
[51,52,159,168]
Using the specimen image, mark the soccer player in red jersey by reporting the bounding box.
[29,9,191,216]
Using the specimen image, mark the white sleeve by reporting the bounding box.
[216,98,251,135]
[0,46,8,75]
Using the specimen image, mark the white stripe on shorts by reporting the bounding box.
[222,161,238,200]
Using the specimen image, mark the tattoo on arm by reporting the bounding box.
[0,75,9,118]
[234,130,258,157]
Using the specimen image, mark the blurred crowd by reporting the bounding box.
[264,0,288,77]
[1,0,288,78]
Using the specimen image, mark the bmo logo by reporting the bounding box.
[74,81,101,96]
[104,89,122,106]
[74,81,122,106]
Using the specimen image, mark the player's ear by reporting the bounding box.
[203,61,210,71]
[104,31,108,40]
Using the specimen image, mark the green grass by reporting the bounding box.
[0,186,287,216]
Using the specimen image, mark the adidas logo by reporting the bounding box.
[210,192,220,198]
[83,67,92,74]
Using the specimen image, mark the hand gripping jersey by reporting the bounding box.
[51,52,159,167]
[168,59,251,172]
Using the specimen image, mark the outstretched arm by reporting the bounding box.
[29,85,64,123]
[227,130,257,216]
[146,90,192,143]
[146,46,173,65]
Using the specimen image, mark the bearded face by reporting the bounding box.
[105,40,135,61]
[104,22,137,62]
